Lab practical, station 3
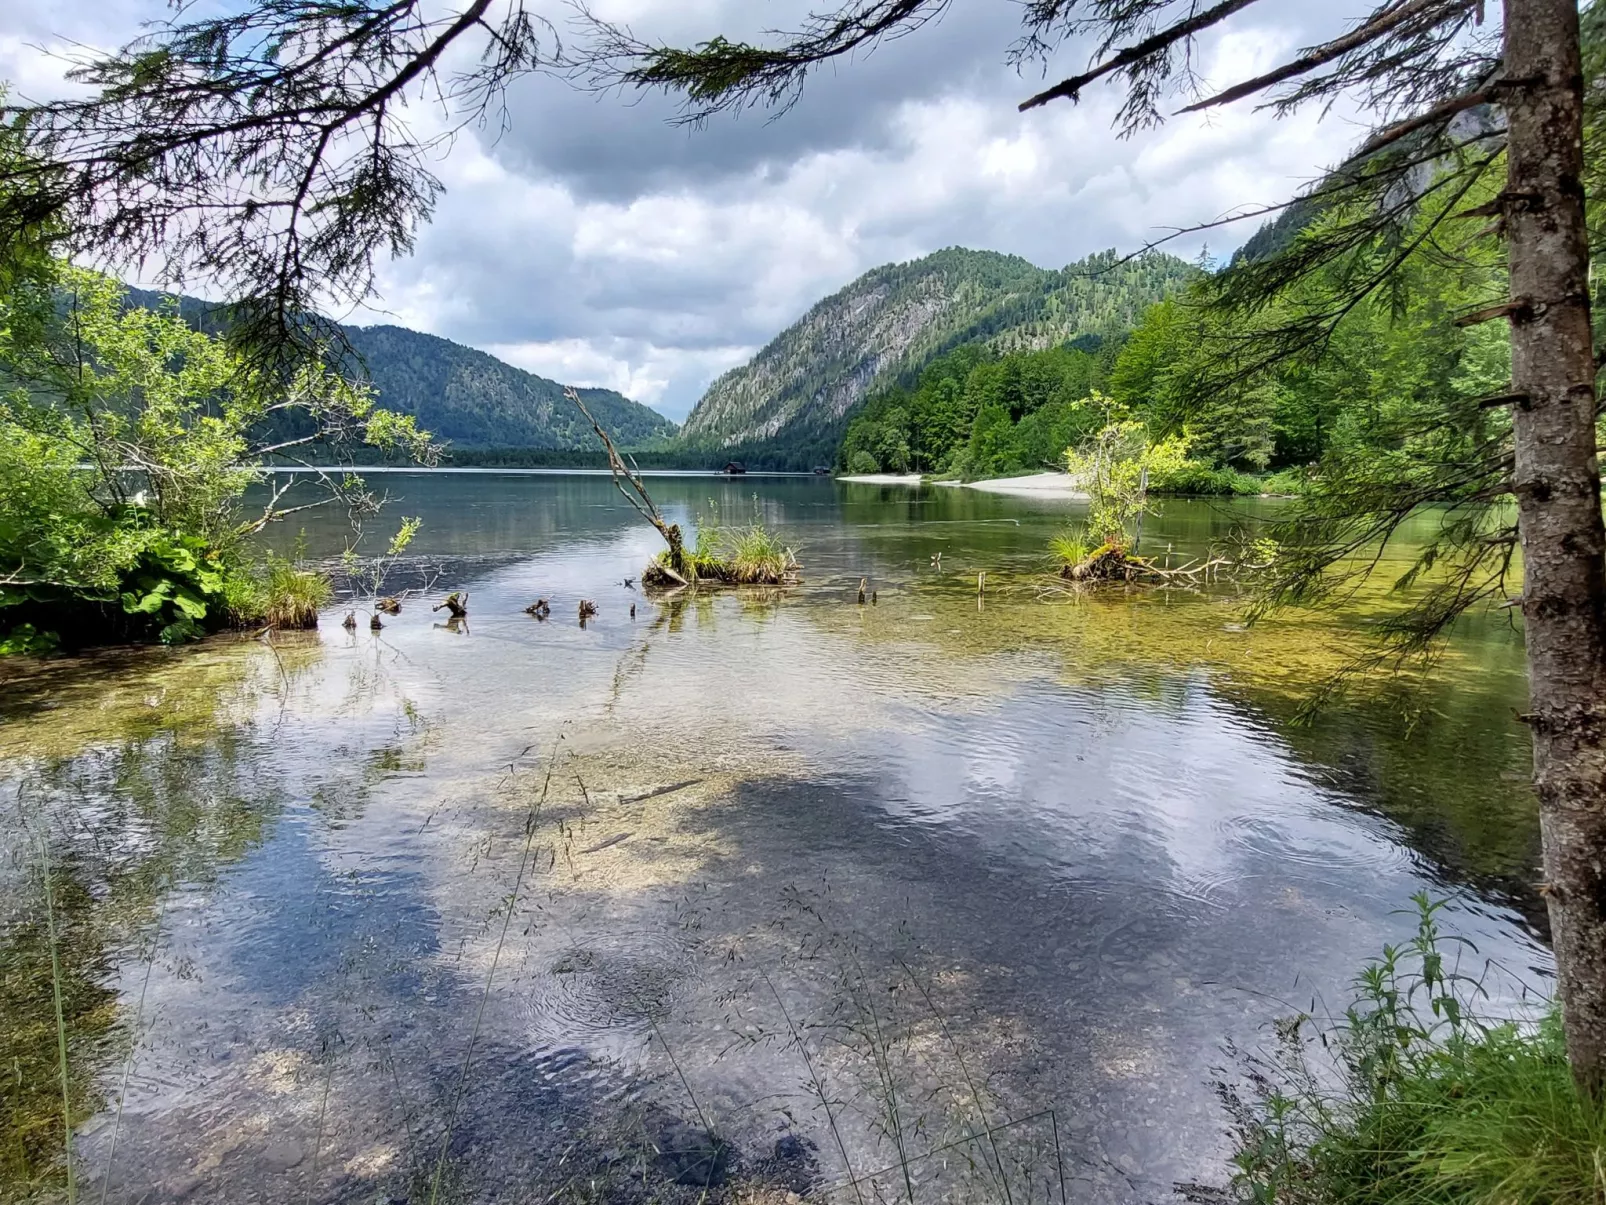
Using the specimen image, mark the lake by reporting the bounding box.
[0,471,1550,1204]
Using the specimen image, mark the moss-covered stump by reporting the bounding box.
[1062,543,1152,582]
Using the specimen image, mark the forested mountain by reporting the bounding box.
[679,247,1194,467]
[337,325,675,449]
[839,190,1514,487]
[123,288,677,451]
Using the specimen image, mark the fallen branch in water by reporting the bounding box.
[565,386,691,581]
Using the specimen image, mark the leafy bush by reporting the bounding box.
[1223,895,1597,1205]
[846,449,880,474]
[1064,413,1192,545]
[0,263,432,651]
[1147,460,1262,496]
[0,514,236,648]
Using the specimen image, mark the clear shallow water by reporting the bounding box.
[0,474,1548,1204]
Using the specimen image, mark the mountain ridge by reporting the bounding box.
[123,287,678,452]
[678,246,1196,467]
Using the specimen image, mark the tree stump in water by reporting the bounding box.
[432,591,468,618]
[1063,544,1146,582]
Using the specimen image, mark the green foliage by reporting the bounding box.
[341,516,422,604]
[1225,897,1601,1205]
[1147,461,1265,497]
[1047,531,1091,570]
[0,263,430,650]
[670,500,800,585]
[1064,413,1191,547]
[843,340,1116,477]
[225,544,333,630]
[688,247,1194,467]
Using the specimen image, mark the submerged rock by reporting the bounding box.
[652,1117,731,1187]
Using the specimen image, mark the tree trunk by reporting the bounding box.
[1504,0,1606,1093]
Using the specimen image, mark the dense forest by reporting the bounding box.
[679,247,1195,468]
[339,325,677,450]
[839,209,1510,493]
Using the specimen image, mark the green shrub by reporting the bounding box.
[846,449,880,474]
[1224,895,1599,1205]
[0,517,238,650]
[1147,460,1261,496]
[0,264,432,653]
[1259,466,1309,496]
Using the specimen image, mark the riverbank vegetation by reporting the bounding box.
[0,256,434,652]
[1220,897,1592,1205]
[645,518,801,588]
[839,212,1507,498]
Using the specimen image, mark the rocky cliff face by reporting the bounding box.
[679,247,1193,463]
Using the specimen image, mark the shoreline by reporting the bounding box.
[950,471,1086,498]
[838,470,1087,498]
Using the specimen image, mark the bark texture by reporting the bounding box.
[1504,0,1606,1092]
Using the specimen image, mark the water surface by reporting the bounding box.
[0,473,1547,1204]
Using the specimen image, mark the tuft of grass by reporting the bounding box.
[1221,894,1599,1205]
[1048,531,1091,570]
[226,552,332,629]
[653,508,802,587]
[261,555,332,628]
[723,523,800,584]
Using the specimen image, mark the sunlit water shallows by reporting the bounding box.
[0,473,1550,1204]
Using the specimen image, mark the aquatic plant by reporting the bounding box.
[1212,895,1593,1205]
[1047,532,1090,572]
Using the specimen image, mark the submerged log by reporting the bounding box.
[642,559,690,589]
[1061,543,1232,585]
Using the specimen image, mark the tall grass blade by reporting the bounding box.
[97,893,167,1205]
[426,739,561,1205]
[35,827,77,1204]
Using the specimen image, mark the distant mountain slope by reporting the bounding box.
[339,325,675,449]
[679,247,1194,464]
[123,288,677,450]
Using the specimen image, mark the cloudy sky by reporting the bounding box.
[2,1,1365,421]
